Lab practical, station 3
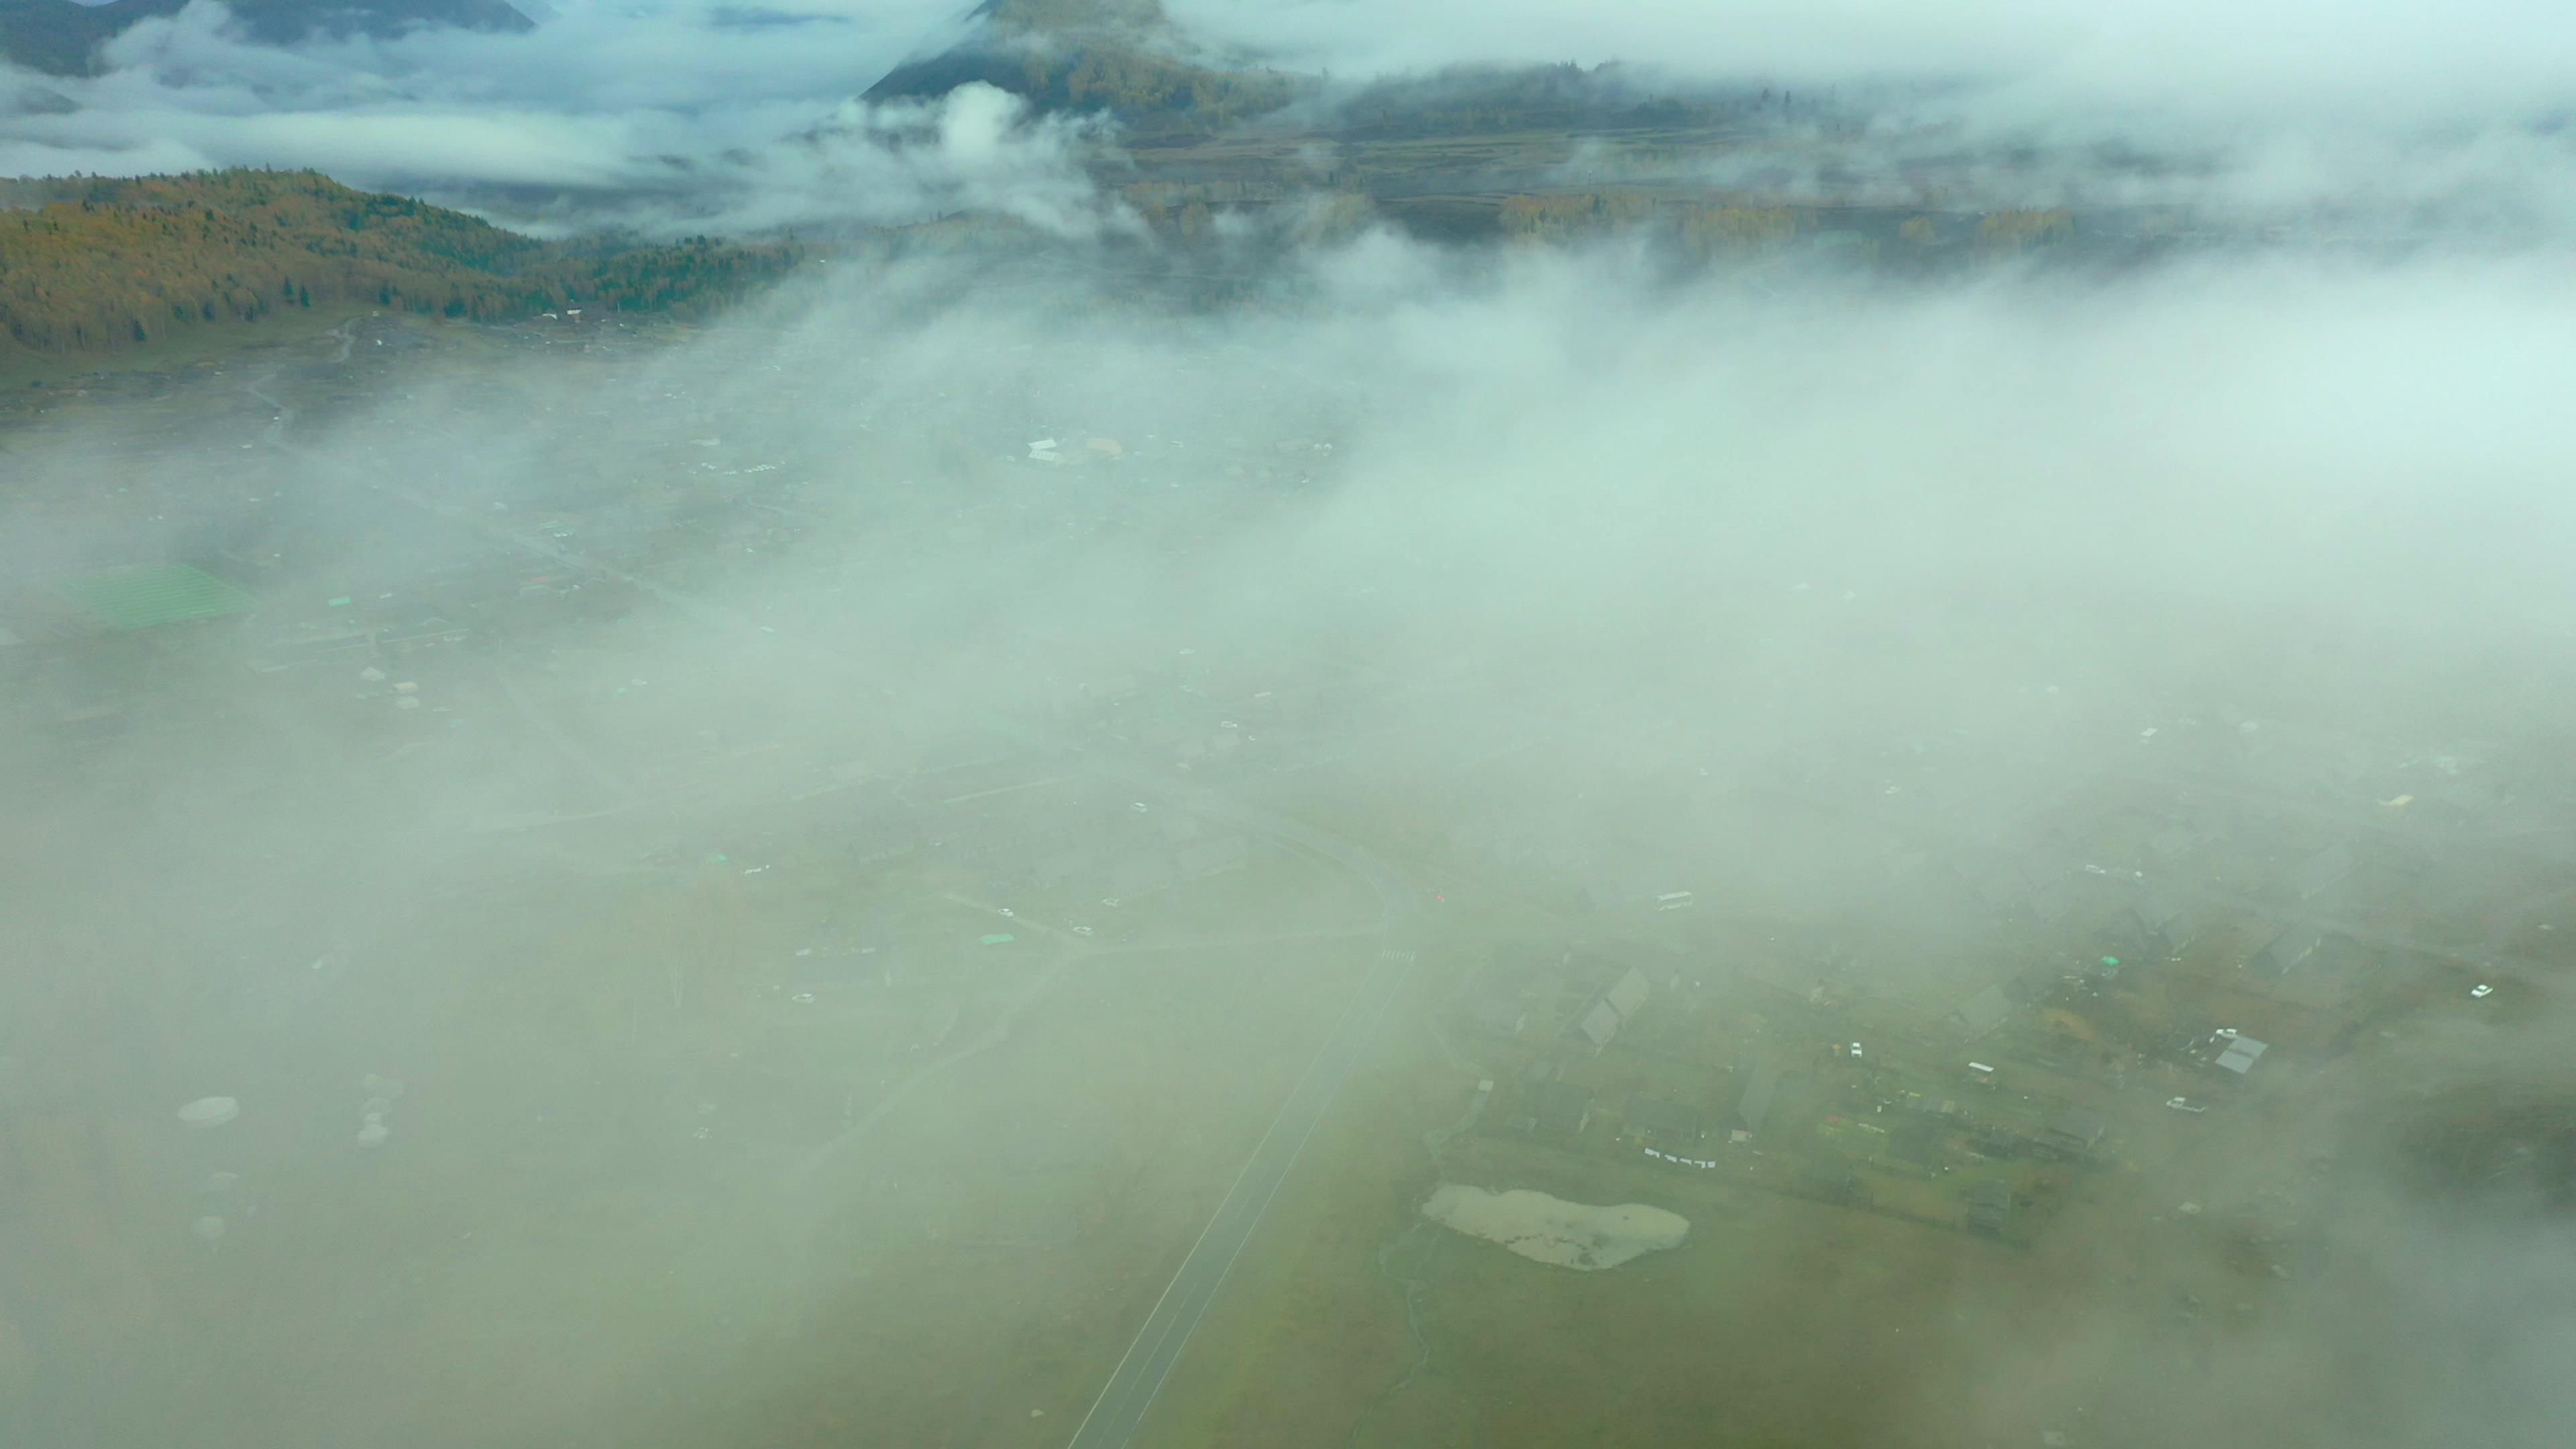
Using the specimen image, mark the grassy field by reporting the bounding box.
[0,301,383,394]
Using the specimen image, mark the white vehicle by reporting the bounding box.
[2166,1097,2206,1114]
[2471,983,2494,999]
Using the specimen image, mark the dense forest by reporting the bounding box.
[0,170,804,358]
[1494,192,1801,254]
[1332,64,1789,140]
[1489,190,2080,260]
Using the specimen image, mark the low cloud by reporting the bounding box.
[10,30,2576,1430]
[1171,0,2576,127]
[1177,0,2576,233]
[0,1,1120,236]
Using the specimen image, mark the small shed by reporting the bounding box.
[1603,967,1652,1020]
[1947,984,2013,1040]
[1575,1000,1624,1053]
[1964,1177,2013,1234]
[2214,1035,2269,1075]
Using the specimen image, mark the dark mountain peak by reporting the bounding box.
[862,0,1296,140]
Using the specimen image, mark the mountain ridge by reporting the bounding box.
[0,168,802,358]
[0,0,536,76]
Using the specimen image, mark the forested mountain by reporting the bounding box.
[0,170,802,357]
[0,0,533,76]
[865,0,1301,140]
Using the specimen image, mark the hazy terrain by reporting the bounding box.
[6,4,2576,1449]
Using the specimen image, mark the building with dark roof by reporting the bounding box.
[1732,1061,1780,1139]
[1568,965,1653,1055]
[2251,922,2328,979]
[1947,984,2013,1040]
[1964,1178,2013,1235]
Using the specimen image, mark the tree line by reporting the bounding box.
[1497,193,1799,255]
[0,170,804,359]
[1495,191,2079,258]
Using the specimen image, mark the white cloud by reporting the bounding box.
[7,0,2575,239]
[1171,0,2576,127]
[0,0,1120,237]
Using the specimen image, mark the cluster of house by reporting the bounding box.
[1457,944,1788,1165]
[1440,924,2145,1243]
[1507,1061,1782,1162]
[1930,727,2536,1089]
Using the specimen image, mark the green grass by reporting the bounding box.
[54,563,260,631]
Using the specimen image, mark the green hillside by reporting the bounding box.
[0,169,802,358]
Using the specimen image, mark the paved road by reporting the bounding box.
[1066,936,1417,1449]
[252,342,1432,1448]
[1060,808,1421,1449]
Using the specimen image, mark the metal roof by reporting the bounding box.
[55,564,256,631]
[1951,983,2013,1038]
[2216,1036,2269,1073]
[1603,966,1652,1020]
